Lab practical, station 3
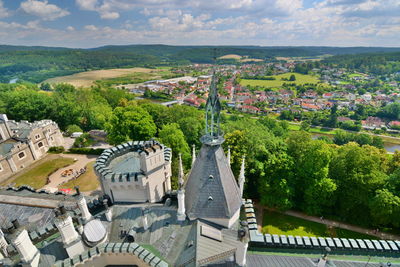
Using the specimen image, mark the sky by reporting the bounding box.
[0,0,399,48]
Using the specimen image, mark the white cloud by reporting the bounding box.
[100,11,119,19]
[0,0,9,18]
[67,26,75,31]
[76,0,133,20]
[20,0,70,20]
[84,25,98,31]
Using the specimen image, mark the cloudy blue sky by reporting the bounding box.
[0,0,398,48]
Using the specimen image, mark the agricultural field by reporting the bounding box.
[240,72,321,88]
[44,67,173,87]
[1,155,75,188]
[262,210,376,239]
[218,54,263,62]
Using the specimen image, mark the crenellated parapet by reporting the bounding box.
[94,140,172,203]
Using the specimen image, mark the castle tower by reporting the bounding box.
[184,72,242,229]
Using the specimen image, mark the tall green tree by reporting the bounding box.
[106,103,157,145]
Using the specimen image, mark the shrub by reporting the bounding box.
[48,146,65,153]
[66,124,83,135]
[68,148,104,155]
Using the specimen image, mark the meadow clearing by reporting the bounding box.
[44,67,168,87]
[240,72,320,88]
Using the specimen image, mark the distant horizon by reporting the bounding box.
[1,43,400,50]
[0,0,399,48]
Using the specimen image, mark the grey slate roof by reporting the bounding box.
[184,144,242,220]
[176,220,240,267]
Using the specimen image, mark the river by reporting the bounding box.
[312,134,400,153]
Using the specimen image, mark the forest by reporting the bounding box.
[322,51,400,75]
[0,82,399,232]
[2,45,400,83]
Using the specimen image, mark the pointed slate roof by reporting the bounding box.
[184,144,242,221]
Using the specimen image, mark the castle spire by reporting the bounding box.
[200,69,224,145]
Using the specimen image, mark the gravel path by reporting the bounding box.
[43,154,97,190]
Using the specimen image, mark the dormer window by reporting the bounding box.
[208,196,213,201]
[208,175,213,180]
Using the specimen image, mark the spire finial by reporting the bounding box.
[200,49,224,145]
[238,155,246,198]
[192,144,196,166]
[178,153,184,187]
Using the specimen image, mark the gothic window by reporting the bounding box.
[18,152,25,159]
[38,142,43,148]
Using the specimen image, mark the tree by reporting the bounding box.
[300,121,310,132]
[369,189,400,227]
[158,123,190,161]
[177,117,204,147]
[106,104,157,145]
[40,82,51,91]
[329,143,388,224]
[158,123,190,189]
[66,124,83,135]
[289,74,296,81]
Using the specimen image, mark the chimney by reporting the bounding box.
[54,216,85,258]
[12,230,40,267]
[75,186,81,196]
[104,199,112,222]
[59,204,66,215]
[12,219,20,230]
[77,195,92,223]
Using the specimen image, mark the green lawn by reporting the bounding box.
[262,210,377,239]
[240,73,320,88]
[59,161,99,192]
[5,155,75,188]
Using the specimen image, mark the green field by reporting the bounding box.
[58,161,99,192]
[262,210,377,239]
[3,155,75,188]
[240,73,320,88]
